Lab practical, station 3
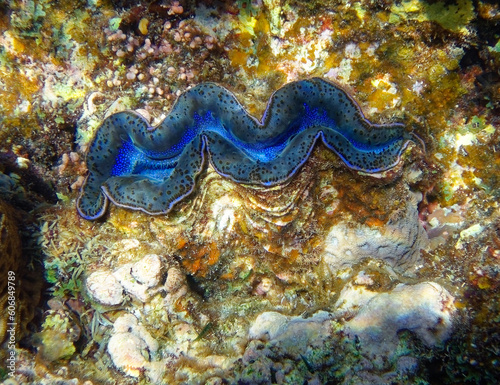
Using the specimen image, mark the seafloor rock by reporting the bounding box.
[240,311,337,384]
[107,313,159,378]
[322,189,427,274]
[34,310,81,363]
[245,281,456,383]
[249,310,332,342]
[337,281,455,361]
[86,254,164,305]
[85,270,124,306]
[131,253,163,287]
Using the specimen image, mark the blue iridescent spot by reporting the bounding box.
[77,78,418,220]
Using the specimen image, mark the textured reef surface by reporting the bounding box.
[1,0,499,384]
[78,78,414,219]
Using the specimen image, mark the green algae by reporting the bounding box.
[35,312,77,362]
[390,0,475,33]
[109,17,122,31]
[9,0,48,36]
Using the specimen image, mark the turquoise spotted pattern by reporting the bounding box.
[77,78,416,220]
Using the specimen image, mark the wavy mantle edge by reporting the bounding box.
[77,78,421,220]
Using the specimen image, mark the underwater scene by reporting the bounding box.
[0,0,499,384]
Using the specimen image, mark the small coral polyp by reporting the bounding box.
[77,78,416,220]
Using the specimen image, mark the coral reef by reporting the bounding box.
[1,0,499,384]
